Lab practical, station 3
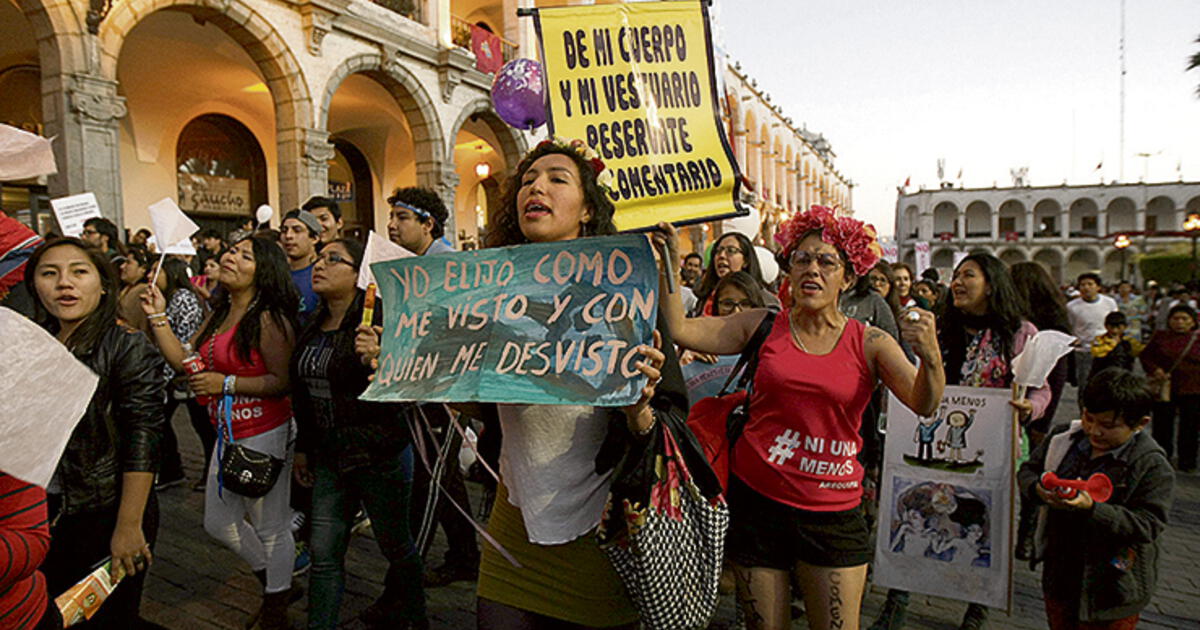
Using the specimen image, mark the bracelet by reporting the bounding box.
[151,320,170,328]
[223,375,237,396]
[632,410,657,436]
[148,312,167,320]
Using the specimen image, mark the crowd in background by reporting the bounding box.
[0,139,1189,630]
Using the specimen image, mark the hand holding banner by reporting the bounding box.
[360,235,658,406]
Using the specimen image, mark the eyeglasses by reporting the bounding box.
[82,228,99,235]
[317,252,356,268]
[714,245,744,257]
[789,250,842,272]
[717,299,755,312]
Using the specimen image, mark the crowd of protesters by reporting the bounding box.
[0,135,1188,630]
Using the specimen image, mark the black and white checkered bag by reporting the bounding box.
[598,412,729,629]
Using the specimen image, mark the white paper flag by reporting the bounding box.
[0,124,56,181]
[1012,329,1077,388]
[357,230,413,290]
[148,197,200,251]
[0,308,99,487]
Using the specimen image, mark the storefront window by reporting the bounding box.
[176,114,267,232]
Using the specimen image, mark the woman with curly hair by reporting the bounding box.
[141,236,299,630]
[655,205,945,630]
[473,139,673,629]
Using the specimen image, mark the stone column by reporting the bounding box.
[275,126,333,214]
[54,73,127,225]
[437,163,460,246]
[991,210,1000,240]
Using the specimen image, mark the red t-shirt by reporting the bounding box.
[0,472,49,630]
[734,316,875,511]
[202,325,292,439]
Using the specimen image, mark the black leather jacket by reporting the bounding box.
[55,324,165,516]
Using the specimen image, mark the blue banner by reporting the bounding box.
[360,235,659,406]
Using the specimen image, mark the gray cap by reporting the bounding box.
[284,209,322,236]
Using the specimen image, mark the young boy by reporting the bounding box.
[1090,311,1144,377]
[1018,368,1174,629]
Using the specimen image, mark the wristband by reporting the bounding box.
[632,410,657,436]
[148,312,167,320]
[223,375,237,396]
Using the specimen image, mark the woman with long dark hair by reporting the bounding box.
[689,231,774,316]
[150,256,214,490]
[290,238,426,630]
[1141,304,1200,472]
[469,138,670,628]
[655,205,944,630]
[26,237,165,628]
[141,236,299,630]
[872,253,1050,630]
[1009,260,1072,559]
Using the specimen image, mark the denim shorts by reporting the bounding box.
[726,475,872,569]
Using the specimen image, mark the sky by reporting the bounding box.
[716,0,1200,238]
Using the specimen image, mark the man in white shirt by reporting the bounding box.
[1066,272,1118,391]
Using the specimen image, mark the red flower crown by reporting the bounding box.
[774,205,882,277]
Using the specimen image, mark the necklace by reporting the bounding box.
[789,310,846,355]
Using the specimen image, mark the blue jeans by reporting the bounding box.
[308,446,425,629]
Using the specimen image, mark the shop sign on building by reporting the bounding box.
[178,173,250,216]
[328,180,353,202]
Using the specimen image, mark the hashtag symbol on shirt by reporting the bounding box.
[767,429,801,465]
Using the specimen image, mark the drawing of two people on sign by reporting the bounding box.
[907,404,982,471]
[889,480,991,568]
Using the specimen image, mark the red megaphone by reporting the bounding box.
[1040,472,1113,503]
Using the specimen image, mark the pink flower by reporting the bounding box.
[776,205,882,276]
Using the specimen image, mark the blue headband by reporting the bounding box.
[391,201,435,223]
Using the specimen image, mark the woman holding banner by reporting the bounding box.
[871,253,1050,630]
[25,237,165,628]
[289,237,427,630]
[141,236,299,630]
[654,205,945,630]
[468,138,672,629]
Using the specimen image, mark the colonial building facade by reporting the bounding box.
[2,0,853,248]
[894,182,1200,284]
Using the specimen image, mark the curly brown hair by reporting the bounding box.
[485,141,618,248]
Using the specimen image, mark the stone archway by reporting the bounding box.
[100,0,314,212]
[445,97,527,174]
[318,53,445,196]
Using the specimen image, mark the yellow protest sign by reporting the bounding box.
[533,0,742,231]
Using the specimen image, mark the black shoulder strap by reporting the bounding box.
[717,308,779,396]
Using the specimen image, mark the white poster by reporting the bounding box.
[49,192,102,237]
[874,386,1015,610]
[913,241,931,278]
[880,239,899,264]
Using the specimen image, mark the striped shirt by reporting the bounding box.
[0,472,50,630]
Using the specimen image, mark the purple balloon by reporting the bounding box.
[491,59,547,131]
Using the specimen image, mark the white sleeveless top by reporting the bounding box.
[497,403,614,544]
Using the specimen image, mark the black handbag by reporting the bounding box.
[217,395,284,498]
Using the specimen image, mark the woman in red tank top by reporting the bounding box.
[655,206,946,630]
[142,236,299,630]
